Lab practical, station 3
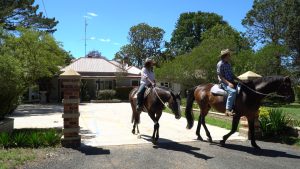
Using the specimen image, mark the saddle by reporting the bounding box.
[210,84,241,96]
[133,87,152,99]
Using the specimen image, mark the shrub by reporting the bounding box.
[115,87,134,100]
[12,132,27,147]
[0,56,24,120]
[0,129,61,148]
[0,132,10,148]
[259,108,291,137]
[43,129,61,146]
[295,86,300,102]
[96,90,116,100]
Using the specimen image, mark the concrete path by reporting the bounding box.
[11,103,245,147]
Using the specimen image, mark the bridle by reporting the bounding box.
[238,80,288,99]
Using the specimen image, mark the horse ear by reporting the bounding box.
[284,76,290,82]
[177,91,181,96]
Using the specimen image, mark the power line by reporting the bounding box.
[41,0,48,17]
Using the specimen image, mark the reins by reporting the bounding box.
[238,81,287,98]
[153,87,169,108]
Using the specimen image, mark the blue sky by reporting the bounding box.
[35,0,253,59]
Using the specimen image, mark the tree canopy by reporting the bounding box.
[242,0,300,68]
[114,23,165,68]
[156,24,250,87]
[0,28,68,118]
[169,11,227,56]
[0,0,58,32]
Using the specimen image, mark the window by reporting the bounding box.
[97,80,115,90]
[160,82,171,88]
[131,80,140,86]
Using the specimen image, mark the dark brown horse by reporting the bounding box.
[185,76,295,149]
[129,86,181,144]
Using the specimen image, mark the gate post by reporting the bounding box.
[59,69,81,148]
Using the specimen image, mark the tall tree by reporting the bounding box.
[114,23,165,68]
[86,50,107,59]
[0,28,67,117]
[1,28,67,86]
[242,0,300,71]
[156,24,249,87]
[0,0,58,32]
[169,11,227,56]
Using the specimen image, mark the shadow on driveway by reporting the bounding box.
[219,142,300,159]
[141,134,213,160]
[74,144,110,156]
[12,104,63,117]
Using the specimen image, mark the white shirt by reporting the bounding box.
[140,67,155,85]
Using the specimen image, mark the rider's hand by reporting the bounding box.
[228,83,234,88]
[152,82,156,87]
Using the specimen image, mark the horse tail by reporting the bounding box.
[129,88,140,124]
[185,86,196,129]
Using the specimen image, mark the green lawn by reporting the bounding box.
[0,148,36,169]
[266,103,300,121]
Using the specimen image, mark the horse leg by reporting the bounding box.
[196,114,203,141]
[155,123,160,142]
[148,112,158,144]
[132,122,136,134]
[154,112,162,143]
[201,115,212,143]
[220,114,240,146]
[248,119,261,149]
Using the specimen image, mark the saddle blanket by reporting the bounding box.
[210,84,241,96]
[210,84,227,96]
[133,87,152,99]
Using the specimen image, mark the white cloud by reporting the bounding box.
[99,38,111,42]
[113,42,120,45]
[87,12,98,17]
[89,37,96,40]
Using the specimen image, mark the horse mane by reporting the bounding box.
[252,76,284,84]
[242,76,284,86]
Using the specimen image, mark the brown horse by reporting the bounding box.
[185,76,295,149]
[129,86,181,144]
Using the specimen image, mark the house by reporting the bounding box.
[40,57,181,102]
[44,57,141,102]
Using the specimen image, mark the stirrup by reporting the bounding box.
[225,110,235,116]
[136,105,143,111]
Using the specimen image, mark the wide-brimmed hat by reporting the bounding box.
[144,58,155,66]
[219,49,231,58]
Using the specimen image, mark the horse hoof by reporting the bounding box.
[152,140,158,145]
[220,140,225,146]
[137,134,141,139]
[132,130,135,134]
[207,138,213,143]
[252,143,261,150]
[197,136,204,141]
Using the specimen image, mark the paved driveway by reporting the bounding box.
[12,103,245,146]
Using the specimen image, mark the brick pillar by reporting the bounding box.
[239,112,261,139]
[59,69,81,148]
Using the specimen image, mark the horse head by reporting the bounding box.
[169,91,181,119]
[277,76,295,103]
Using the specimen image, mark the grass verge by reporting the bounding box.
[0,148,36,169]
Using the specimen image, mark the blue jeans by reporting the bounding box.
[137,83,147,107]
[221,83,237,111]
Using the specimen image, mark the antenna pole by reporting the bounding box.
[85,18,88,57]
